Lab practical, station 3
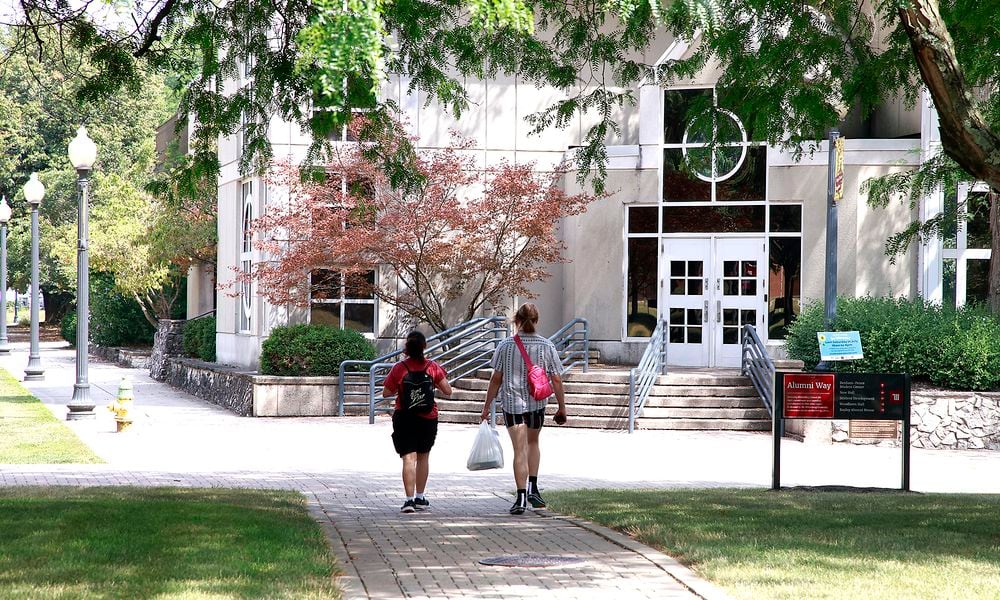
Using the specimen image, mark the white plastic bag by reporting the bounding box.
[467,421,504,471]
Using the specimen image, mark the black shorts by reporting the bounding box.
[503,408,545,430]
[391,411,438,456]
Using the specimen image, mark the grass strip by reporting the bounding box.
[548,488,1000,600]
[0,368,102,463]
[0,487,341,599]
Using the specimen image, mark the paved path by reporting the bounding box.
[3,343,1000,599]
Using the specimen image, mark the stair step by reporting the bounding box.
[639,407,771,420]
[643,396,766,408]
[437,412,629,429]
[635,418,772,431]
[648,386,757,397]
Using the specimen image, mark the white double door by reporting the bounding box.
[662,237,767,367]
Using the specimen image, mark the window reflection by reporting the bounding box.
[768,237,801,339]
[627,238,658,337]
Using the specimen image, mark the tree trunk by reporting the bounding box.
[41,289,73,325]
[990,192,1000,315]
[897,1,1000,312]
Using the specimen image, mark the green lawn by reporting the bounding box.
[547,488,1000,600]
[0,487,341,599]
[0,368,102,463]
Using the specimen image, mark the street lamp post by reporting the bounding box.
[67,126,97,420]
[22,173,44,381]
[0,196,11,355]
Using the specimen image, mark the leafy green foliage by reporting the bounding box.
[89,273,155,348]
[60,310,77,347]
[786,297,1000,391]
[183,317,217,363]
[259,324,376,376]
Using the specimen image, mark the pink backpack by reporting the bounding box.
[514,335,554,400]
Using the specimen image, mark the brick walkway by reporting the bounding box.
[3,344,1000,598]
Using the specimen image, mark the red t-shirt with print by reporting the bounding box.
[383,358,447,420]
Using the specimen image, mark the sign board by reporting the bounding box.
[772,371,911,491]
[849,420,899,440]
[833,136,845,203]
[781,373,835,418]
[817,331,863,361]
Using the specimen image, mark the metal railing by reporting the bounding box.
[338,316,509,421]
[627,319,668,433]
[549,318,590,374]
[741,323,774,417]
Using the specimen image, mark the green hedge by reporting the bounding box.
[60,310,77,346]
[183,316,216,362]
[259,324,376,376]
[90,273,155,347]
[786,296,1000,391]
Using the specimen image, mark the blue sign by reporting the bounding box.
[817,331,863,361]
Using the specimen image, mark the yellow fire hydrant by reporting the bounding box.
[107,377,134,432]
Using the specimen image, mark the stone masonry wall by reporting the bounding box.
[162,356,254,416]
[150,319,186,381]
[830,389,1000,450]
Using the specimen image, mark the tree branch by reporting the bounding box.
[898,0,1000,193]
[134,0,179,58]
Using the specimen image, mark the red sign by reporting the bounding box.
[782,373,835,418]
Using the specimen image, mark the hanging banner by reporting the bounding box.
[833,136,845,203]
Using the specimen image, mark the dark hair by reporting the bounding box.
[404,331,427,361]
[514,303,539,334]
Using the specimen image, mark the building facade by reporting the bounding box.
[211,35,987,370]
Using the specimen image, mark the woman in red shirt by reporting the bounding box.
[382,331,452,513]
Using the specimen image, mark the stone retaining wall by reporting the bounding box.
[161,357,254,416]
[91,345,152,370]
[157,356,367,417]
[828,389,1000,450]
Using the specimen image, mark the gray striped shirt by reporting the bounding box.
[490,334,561,414]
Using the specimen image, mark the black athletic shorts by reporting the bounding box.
[391,411,438,456]
[503,408,546,430]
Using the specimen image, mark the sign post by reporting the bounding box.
[772,371,911,491]
[823,131,843,329]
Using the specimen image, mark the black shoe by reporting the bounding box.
[527,492,546,509]
[414,497,430,510]
[401,500,416,513]
[510,500,526,515]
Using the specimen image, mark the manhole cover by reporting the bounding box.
[479,553,585,567]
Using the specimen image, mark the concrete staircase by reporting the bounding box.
[439,368,771,431]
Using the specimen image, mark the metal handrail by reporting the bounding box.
[741,323,775,416]
[549,317,590,374]
[627,319,668,433]
[339,316,510,419]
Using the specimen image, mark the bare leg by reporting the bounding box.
[527,426,542,478]
[506,423,528,490]
[401,452,417,497]
[415,452,430,494]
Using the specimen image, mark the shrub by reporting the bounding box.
[90,273,155,347]
[61,310,77,346]
[786,296,1000,391]
[183,316,216,362]
[259,324,376,376]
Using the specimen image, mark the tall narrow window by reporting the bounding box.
[625,206,659,338]
[768,205,802,339]
[942,183,992,308]
[239,181,254,333]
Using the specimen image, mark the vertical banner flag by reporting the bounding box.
[833,136,845,203]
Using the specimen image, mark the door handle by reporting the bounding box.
[703,300,708,323]
[716,300,721,323]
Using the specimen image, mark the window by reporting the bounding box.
[239,181,254,333]
[626,207,659,337]
[662,88,766,202]
[310,269,377,334]
[943,183,992,307]
[767,205,802,339]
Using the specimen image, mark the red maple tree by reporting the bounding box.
[245,122,597,332]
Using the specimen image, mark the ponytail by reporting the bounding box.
[404,331,426,361]
[513,303,539,334]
